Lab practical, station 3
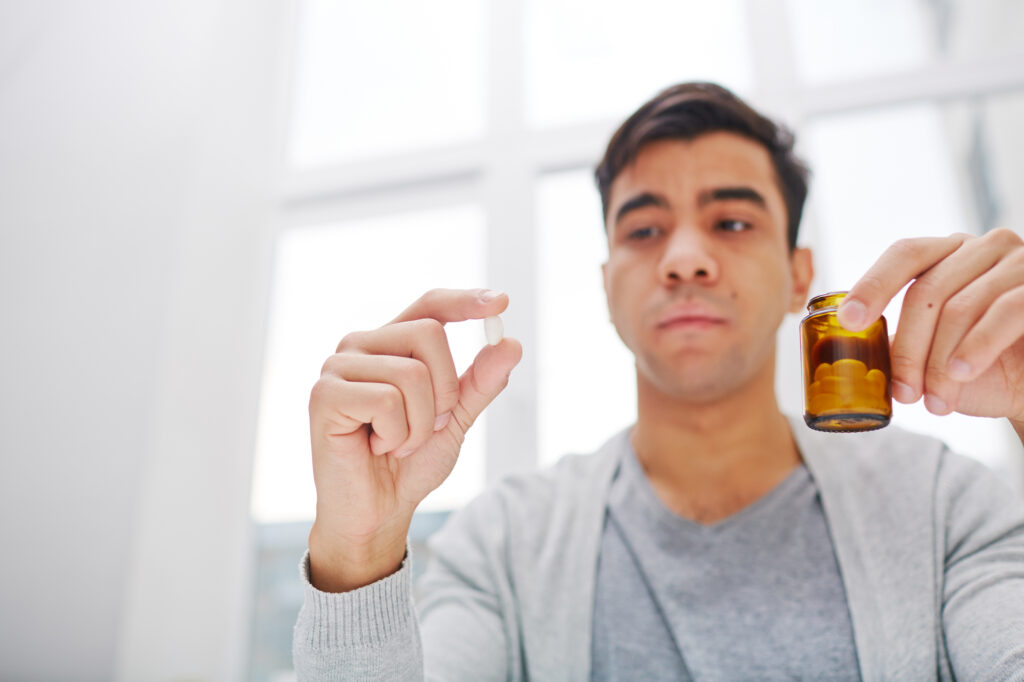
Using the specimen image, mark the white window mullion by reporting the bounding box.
[482,0,539,482]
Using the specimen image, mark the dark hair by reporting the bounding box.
[595,82,809,250]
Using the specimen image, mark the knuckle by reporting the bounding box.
[336,330,364,353]
[320,352,345,377]
[375,385,404,413]
[411,317,446,340]
[891,238,923,261]
[889,348,919,377]
[856,272,887,298]
[308,377,332,411]
[1005,245,1024,268]
[401,358,431,385]
[438,378,461,406]
[450,403,475,434]
[941,293,976,325]
[903,277,941,307]
[994,285,1024,313]
[959,324,992,360]
[988,226,1021,248]
[421,288,449,309]
[924,360,950,384]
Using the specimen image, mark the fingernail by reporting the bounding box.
[892,380,916,403]
[479,289,503,302]
[839,298,866,329]
[924,394,948,414]
[394,447,415,459]
[949,359,971,381]
[433,411,451,431]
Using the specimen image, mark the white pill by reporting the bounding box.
[484,316,503,346]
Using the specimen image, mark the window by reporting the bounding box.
[536,169,636,467]
[525,0,752,128]
[289,0,486,167]
[249,2,1024,678]
[786,0,1024,85]
[252,205,488,524]
[802,90,1024,474]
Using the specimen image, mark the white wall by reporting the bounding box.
[0,2,287,680]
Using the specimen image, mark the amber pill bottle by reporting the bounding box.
[800,292,892,432]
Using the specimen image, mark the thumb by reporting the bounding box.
[449,337,523,435]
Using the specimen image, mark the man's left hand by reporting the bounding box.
[837,228,1024,429]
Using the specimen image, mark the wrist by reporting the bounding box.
[308,520,410,593]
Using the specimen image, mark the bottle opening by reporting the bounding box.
[807,291,847,313]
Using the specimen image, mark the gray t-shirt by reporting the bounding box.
[592,444,861,681]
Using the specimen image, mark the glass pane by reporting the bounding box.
[786,0,932,85]
[288,0,485,167]
[944,0,1024,63]
[252,205,488,523]
[972,90,1024,239]
[786,0,1024,85]
[525,0,753,129]
[536,170,636,467]
[802,100,1022,477]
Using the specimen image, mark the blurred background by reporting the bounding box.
[2,0,1023,679]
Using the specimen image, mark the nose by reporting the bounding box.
[657,228,719,285]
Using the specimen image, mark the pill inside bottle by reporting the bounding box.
[800,292,892,432]
[484,316,504,346]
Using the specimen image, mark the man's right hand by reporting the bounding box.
[307,288,523,592]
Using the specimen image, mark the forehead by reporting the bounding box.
[608,132,781,209]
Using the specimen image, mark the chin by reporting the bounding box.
[640,361,748,404]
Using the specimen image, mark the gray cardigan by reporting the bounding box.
[294,418,1024,680]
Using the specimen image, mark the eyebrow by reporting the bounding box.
[613,192,669,225]
[698,186,767,208]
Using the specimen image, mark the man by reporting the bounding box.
[294,83,1024,680]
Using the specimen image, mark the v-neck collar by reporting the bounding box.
[612,436,811,536]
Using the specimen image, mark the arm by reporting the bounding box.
[293,551,424,681]
[293,492,516,681]
[292,288,522,680]
[939,451,1024,679]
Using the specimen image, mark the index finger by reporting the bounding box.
[838,235,967,332]
[391,288,509,325]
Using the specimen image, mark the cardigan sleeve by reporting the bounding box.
[415,488,519,681]
[938,450,1024,680]
[292,550,425,681]
[292,488,516,681]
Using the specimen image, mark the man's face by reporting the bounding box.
[602,132,813,403]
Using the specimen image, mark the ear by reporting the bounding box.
[601,261,611,319]
[788,247,814,314]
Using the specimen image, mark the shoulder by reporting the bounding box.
[793,415,950,492]
[792,415,1024,539]
[932,443,1024,561]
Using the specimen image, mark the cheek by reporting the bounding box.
[604,269,639,331]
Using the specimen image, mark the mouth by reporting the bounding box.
[656,303,728,331]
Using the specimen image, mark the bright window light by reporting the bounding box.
[803,103,1015,476]
[536,170,636,467]
[525,0,752,129]
[289,0,485,167]
[785,0,932,85]
[251,205,488,523]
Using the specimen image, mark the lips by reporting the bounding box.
[656,302,728,330]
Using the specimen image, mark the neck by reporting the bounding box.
[630,358,801,523]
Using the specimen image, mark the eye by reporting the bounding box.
[716,219,751,233]
[627,226,661,241]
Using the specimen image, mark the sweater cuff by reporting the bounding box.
[296,548,415,649]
